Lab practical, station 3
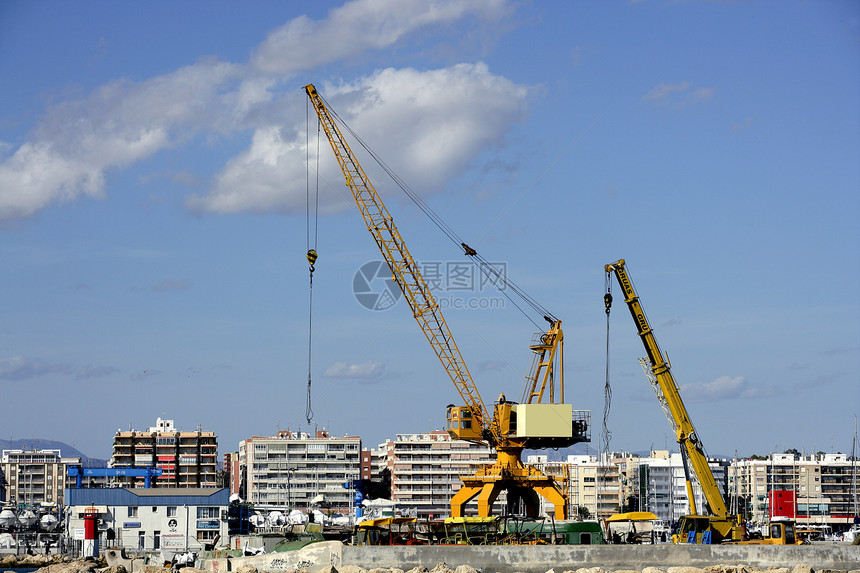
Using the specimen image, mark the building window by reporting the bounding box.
[128,507,138,517]
[167,507,177,517]
[197,530,218,541]
[197,507,219,519]
[153,531,161,549]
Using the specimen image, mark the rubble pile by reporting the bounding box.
[1,554,76,569]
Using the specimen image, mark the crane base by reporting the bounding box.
[449,451,567,520]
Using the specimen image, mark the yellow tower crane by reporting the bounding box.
[305,84,589,519]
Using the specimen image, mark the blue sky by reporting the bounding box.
[1,0,858,461]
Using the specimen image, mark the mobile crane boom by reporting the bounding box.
[305,84,588,519]
[604,259,740,542]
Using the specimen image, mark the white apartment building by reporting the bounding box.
[531,449,856,530]
[531,454,622,519]
[382,431,496,518]
[238,430,361,513]
[633,451,729,524]
[729,452,859,528]
[528,450,733,522]
[1,449,78,507]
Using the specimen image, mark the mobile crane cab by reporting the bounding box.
[737,517,801,545]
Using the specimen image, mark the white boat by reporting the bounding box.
[39,513,59,531]
[0,532,16,548]
[287,509,307,525]
[843,523,860,543]
[0,509,16,529]
[17,509,37,527]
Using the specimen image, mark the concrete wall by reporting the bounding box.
[197,542,860,573]
[343,544,860,572]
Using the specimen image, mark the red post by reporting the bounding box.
[83,506,99,558]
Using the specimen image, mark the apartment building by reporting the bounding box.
[729,452,859,526]
[0,449,78,507]
[634,451,730,524]
[237,430,362,512]
[382,431,497,518]
[110,418,218,488]
[532,454,623,519]
[532,449,856,528]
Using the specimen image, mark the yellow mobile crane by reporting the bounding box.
[305,84,589,519]
[604,259,743,543]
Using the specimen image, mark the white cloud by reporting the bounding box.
[130,369,161,381]
[0,60,240,221]
[0,356,71,381]
[251,0,509,75]
[0,355,119,382]
[74,365,120,380]
[642,82,714,107]
[191,63,531,214]
[678,375,777,402]
[186,126,309,214]
[642,82,691,101]
[323,360,385,379]
[0,0,516,222]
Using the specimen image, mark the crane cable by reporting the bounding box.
[305,100,321,425]
[317,91,552,331]
[602,272,613,454]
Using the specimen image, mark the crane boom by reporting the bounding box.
[605,259,737,541]
[304,84,493,439]
[305,84,588,519]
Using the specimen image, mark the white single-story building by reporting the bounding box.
[65,487,229,554]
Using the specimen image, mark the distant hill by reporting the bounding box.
[0,438,108,467]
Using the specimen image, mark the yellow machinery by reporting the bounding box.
[305,84,589,519]
[604,259,743,543]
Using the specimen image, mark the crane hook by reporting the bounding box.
[307,249,318,273]
[604,292,613,315]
